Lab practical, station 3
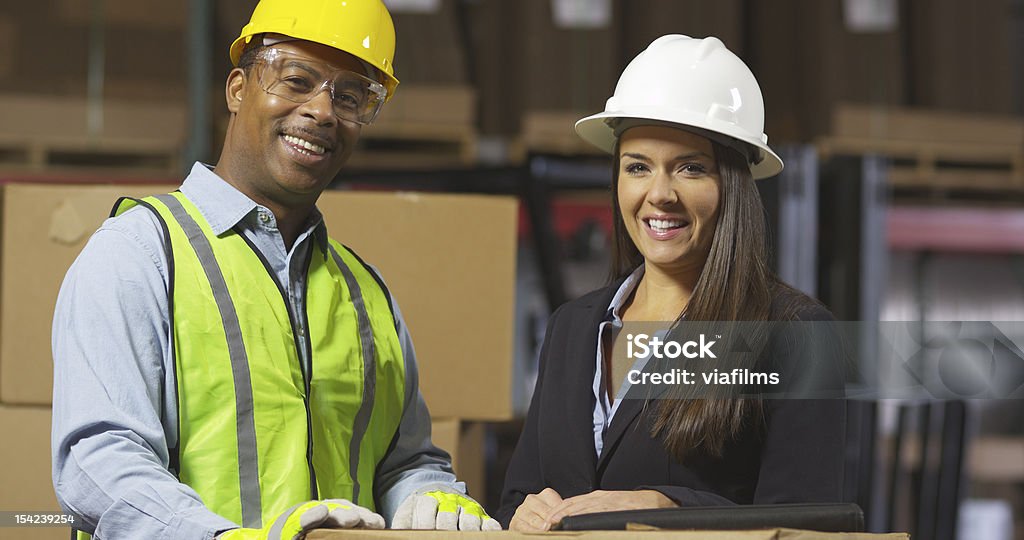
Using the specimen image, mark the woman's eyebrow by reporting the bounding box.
[621,151,713,161]
[673,151,713,161]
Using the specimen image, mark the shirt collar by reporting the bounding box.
[179,162,328,250]
[179,163,260,236]
[310,214,328,255]
[606,265,645,323]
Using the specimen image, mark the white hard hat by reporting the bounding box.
[575,34,783,179]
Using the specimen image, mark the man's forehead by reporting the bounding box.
[268,40,368,76]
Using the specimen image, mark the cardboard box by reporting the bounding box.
[431,418,486,500]
[2,186,518,418]
[831,104,1024,147]
[0,95,186,176]
[517,110,606,158]
[819,105,1024,191]
[308,528,909,539]
[357,85,478,170]
[0,405,71,540]
[0,183,178,405]
[318,191,518,420]
[970,437,1024,482]
[0,94,186,145]
[372,86,477,130]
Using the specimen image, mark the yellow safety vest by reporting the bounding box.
[75,191,405,538]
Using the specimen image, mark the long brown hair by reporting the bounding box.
[610,134,777,460]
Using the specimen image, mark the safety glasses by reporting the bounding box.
[253,48,387,125]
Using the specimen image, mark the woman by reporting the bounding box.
[497,35,846,531]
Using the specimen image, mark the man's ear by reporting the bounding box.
[226,68,247,114]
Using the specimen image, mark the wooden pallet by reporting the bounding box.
[0,94,185,177]
[817,136,1024,193]
[511,110,607,162]
[892,435,1024,482]
[818,104,1024,199]
[347,85,478,170]
[0,135,181,177]
[347,123,477,169]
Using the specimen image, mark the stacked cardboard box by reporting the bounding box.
[0,183,179,405]
[316,190,518,420]
[817,104,1024,195]
[431,418,487,500]
[0,95,186,176]
[0,0,187,176]
[0,183,177,539]
[0,405,67,540]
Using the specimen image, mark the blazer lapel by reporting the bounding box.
[552,296,608,493]
[545,282,630,494]
[583,277,650,473]
[596,396,646,471]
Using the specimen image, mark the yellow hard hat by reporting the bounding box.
[230,0,399,101]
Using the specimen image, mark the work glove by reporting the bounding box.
[392,483,502,531]
[218,499,385,539]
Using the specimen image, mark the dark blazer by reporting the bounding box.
[496,281,847,528]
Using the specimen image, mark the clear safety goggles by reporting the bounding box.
[253,48,387,125]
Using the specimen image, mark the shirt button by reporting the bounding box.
[297,326,306,337]
[258,212,271,224]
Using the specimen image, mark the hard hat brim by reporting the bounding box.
[575,111,784,180]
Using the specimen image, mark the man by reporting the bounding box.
[51,1,499,538]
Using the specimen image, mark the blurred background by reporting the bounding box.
[0,0,1022,538]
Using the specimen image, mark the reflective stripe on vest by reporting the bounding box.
[108,193,405,529]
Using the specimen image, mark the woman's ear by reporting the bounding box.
[225,68,247,114]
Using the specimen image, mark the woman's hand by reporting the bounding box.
[546,489,677,526]
[509,488,563,532]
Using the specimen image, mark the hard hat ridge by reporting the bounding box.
[694,35,723,61]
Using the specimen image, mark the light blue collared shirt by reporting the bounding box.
[51,163,460,539]
[591,265,654,459]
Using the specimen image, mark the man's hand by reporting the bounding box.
[218,499,385,539]
[392,484,501,531]
[509,487,563,532]
[545,489,677,526]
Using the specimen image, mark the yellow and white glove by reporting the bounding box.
[219,499,385,539]
[392,484,502,531]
